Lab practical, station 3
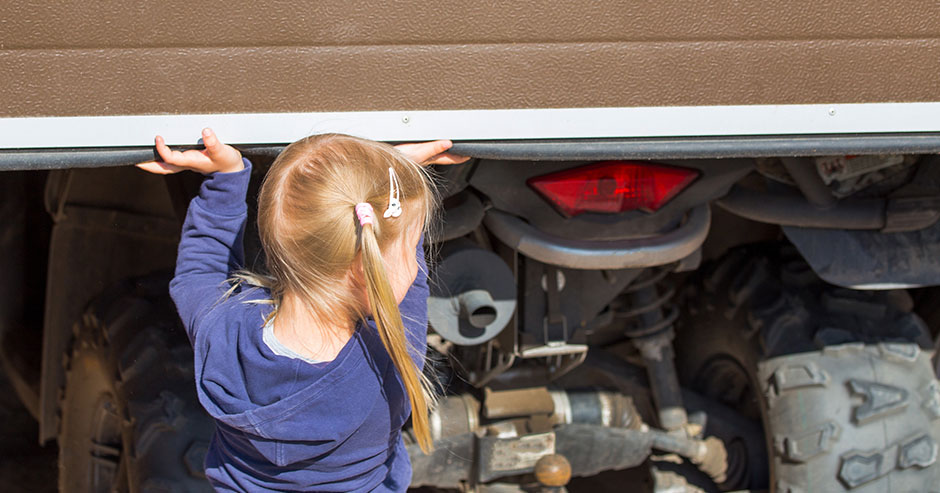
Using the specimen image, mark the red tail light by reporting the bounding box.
[527,161,698,217]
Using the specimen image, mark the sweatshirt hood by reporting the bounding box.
[192,289,390,444]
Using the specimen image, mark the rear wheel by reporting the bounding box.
[677,245,940,492]
[57,276,214,493]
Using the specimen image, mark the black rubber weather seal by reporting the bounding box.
[0,146,284,171]
[4,133,940,171]
[449,133,940,161]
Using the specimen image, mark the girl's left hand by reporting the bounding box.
[394,140,470,166]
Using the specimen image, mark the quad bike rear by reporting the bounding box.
[3,1,940,492]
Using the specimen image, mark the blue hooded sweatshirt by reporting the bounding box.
[168,159,428,492]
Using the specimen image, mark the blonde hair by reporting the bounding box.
[245,133,437,453]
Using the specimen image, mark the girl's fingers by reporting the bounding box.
[200,127,243,172]
[154,135,176,163]
[423,140,453,158]
[155,135,192,166]
[136,161,183,175]
[201,128,224,158]
[425,152,470,165]
[155,134,213,170]
[395,140,459,165]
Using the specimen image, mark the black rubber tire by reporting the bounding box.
[676,244,940,492]
[58,276,214,493]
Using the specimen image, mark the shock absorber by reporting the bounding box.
[618,266,688,434]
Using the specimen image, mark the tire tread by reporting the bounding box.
[57,276,213,492]
[678,244,940,492]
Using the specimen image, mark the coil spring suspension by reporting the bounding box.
[616,265,689,433]
[618,266,679,339]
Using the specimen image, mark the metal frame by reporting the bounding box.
[483,205,710,270]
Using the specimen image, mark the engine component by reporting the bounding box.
[411,390,652,486]
[716,184,940,232]
[479,387,640,430]
[410,389,726,487]
[753,158,940,288]
[438,189,485,242]
[720,157,940,235]
[429,393,481,441]
[428,241,516,345]
[483,387,555,419]
[757,154,917,199]
[428,389,641,442]
[780,157,837,209]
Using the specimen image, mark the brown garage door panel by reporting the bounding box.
[3,39,940,118]
[4,1,940,50]
[4,0,940,118]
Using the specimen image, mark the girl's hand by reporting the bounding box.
[394,140,470,166]
[136,128,244,175]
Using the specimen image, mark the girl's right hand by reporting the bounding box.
[136,128,244,175]
[394,140,469,166]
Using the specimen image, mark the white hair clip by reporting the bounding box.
[383,167,402,218]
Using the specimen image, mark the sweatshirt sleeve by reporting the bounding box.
[399,235,430,371]
[169,158,253,342]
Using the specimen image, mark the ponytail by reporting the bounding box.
[358,208,434,454]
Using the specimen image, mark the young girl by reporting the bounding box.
[137,129,468,492]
